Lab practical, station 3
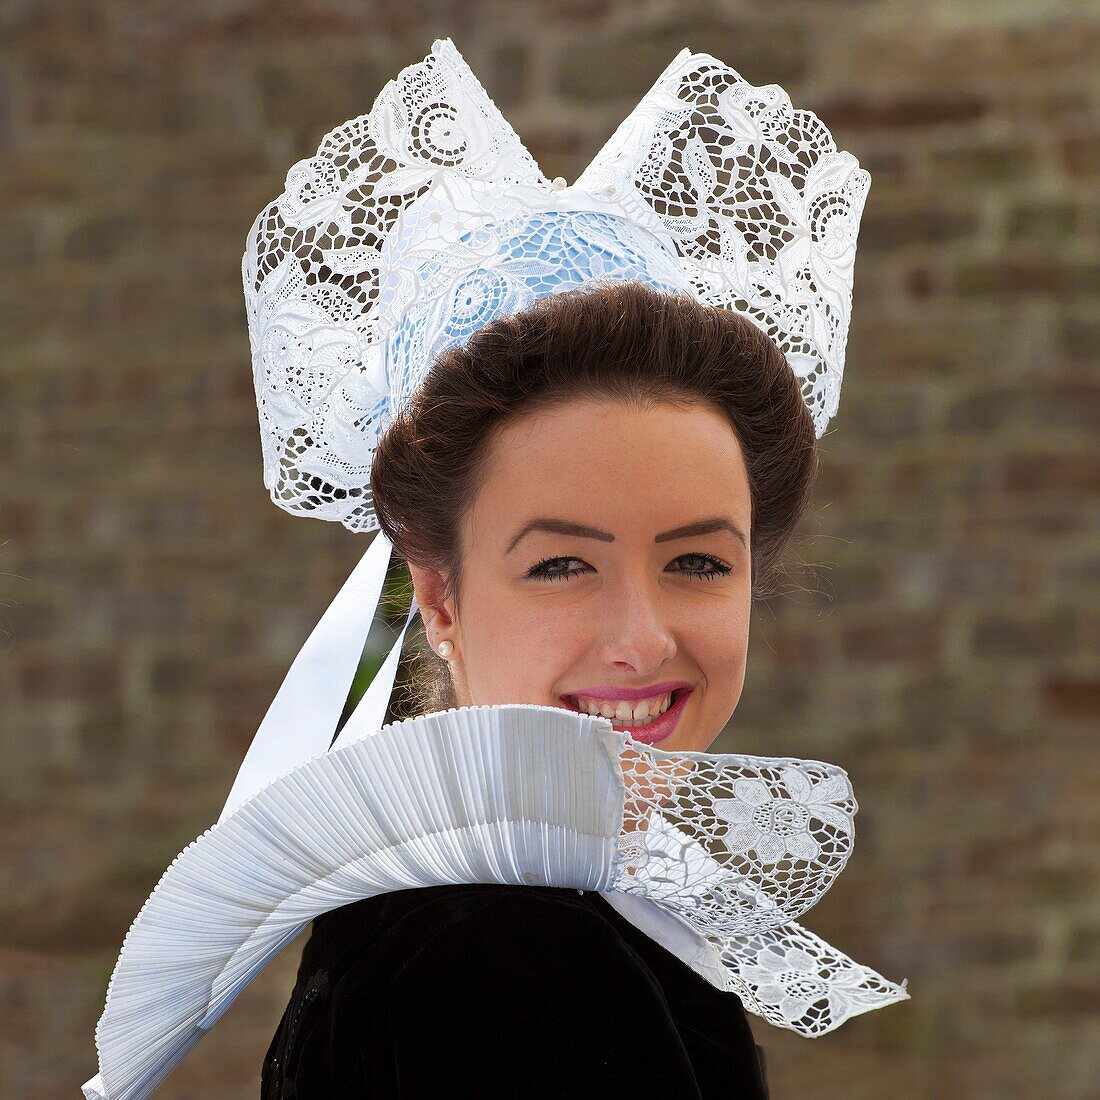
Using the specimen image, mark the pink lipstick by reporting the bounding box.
[559,686,693,746]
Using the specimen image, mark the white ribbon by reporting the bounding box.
[218,529,413,822]
[331,589,420,750]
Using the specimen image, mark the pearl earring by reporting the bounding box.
[437,639,454,659]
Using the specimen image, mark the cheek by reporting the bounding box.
[462,593,586,704]
[691,600,750,694]
[681,603,749,751]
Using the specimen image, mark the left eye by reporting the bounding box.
[525,554,732,582]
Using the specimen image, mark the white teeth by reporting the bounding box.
[571,692,674,724]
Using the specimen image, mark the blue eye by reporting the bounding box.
[524,554,733,583]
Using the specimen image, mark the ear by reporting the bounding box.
[406,561,457,635]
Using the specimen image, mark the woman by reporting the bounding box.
[261,282,808,1097]
[83,40,909,1100]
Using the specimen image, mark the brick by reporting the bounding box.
[933,143,1035,185]
[960,502,1089,540]
[820,94,987,130]
[946,385,1100,434]
[850,24,1100,84]
[963,826,1053,877]
[1017,981,1100,1018]
[19,654,121,703]
[1043,679,1100,720]
[1059,315,1100,362]
[766,629,821,666]
[1032,866,1094,904]
[903,264,937,298]
[885,455,989,498]
[896,672,1015,733]
[1004,451,1100,492]
[0,214,40,265]
[862,204,978,250]
[947,930,1039,967]
[150,653,205,695]
[837,388,928,442]
[258,57,390,131]
[60,213,141,262]
[955,259,1100,299]
[557,20,809,102]
[488,44,531,110]
[1068,924,1100,965]
[77,711,132,776]
[970,610,1079,660]
[841,612,942,663]
[1006,200,1078,241]
[817,559,892,605]
[1062,132,1100,178]
[544,0,616,18]
[1,599,55,644]
[726,671,812,726]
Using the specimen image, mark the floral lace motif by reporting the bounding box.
[243,38,869,531]
[575,54,870,438]
[612,744,906,1035]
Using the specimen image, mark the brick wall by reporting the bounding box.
[2,2,1097,1097]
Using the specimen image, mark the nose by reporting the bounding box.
[595,576,677,675]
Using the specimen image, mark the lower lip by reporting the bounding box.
[566,690,692,746]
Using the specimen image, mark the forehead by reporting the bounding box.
[468,397,752,534]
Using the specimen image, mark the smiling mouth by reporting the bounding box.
[562,687,688,715]
[558,687,693,745]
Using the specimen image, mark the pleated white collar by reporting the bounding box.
[83,704,908,1100]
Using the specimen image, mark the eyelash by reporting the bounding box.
[524,553,733,583]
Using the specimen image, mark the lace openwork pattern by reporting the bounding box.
[242,40,547,531]
[612,741,904,1035]
[242,38,869,532]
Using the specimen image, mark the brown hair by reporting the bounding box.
[370,280,818,716]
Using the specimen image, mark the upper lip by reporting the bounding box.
[560,681,693,703]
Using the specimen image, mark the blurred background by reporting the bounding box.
[2,2,1098,1097]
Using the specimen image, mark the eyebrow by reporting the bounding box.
[505,516,748,555]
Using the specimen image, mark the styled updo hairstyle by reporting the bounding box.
[370,281,819,716]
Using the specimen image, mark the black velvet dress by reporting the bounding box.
[262,882,770,1098]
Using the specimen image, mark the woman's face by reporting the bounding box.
[408,396,753,753]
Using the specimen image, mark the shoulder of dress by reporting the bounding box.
[307,884,606,969]
[386,885,645,988]
[282,885,628,1020]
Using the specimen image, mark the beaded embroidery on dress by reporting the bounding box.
[82,38,907,1100]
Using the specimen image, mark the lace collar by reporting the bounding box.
[83,704,908,1099]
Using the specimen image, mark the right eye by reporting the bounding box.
[524,556,593,582]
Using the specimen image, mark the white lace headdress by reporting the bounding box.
[223,35,873,817]
[83,39,907,1100]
